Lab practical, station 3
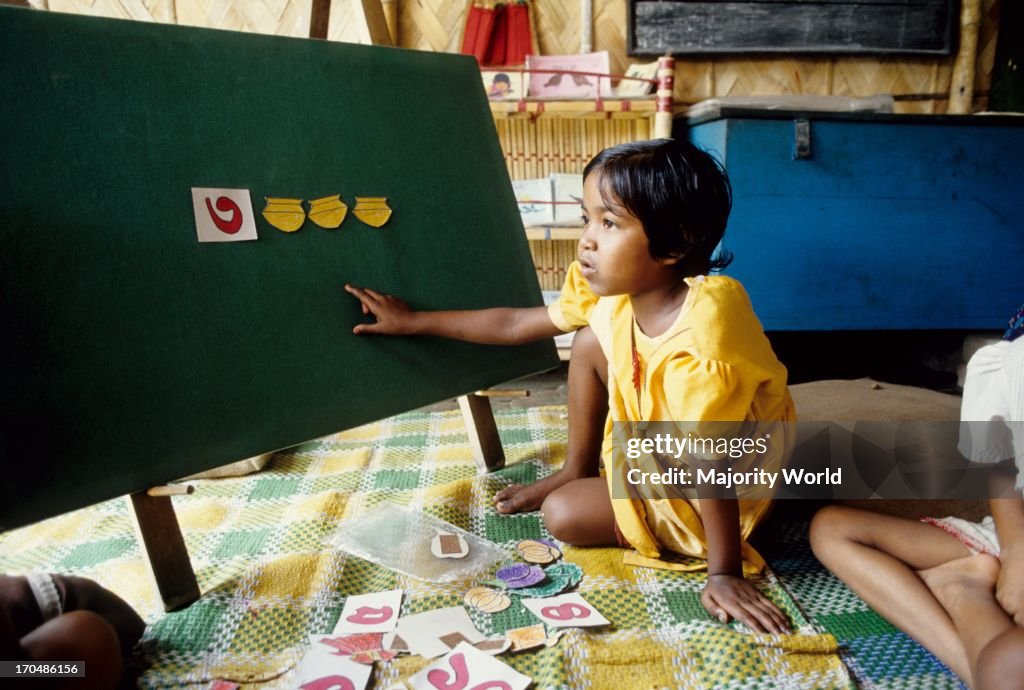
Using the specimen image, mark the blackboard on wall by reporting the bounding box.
[628,0,958,56]
[0,7,558,529]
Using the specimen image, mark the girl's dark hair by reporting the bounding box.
[583,138,733,273]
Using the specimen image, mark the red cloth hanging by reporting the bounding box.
[460,4,496,65]
[461,4,483,57]
[505,1,532,66]
[483,4,508,67]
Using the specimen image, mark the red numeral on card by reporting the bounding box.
[427,652,512,690]
[300,675,355,690]
[344,605,393,625]
[205,196,243,234]
[540,603,591,621]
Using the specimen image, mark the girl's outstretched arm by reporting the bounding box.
[345,284,562,345]
[699,496,790,634]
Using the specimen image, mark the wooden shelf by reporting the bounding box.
[489,97,660,118]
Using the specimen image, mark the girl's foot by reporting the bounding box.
[919,554,1000,610]
[494,468,589,514]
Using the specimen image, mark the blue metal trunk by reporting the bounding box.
[685,109,1024,331]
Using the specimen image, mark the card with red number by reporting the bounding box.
[294,641,372,690]
[191,187,257,243]
[409,641,530,690]
[334,589,403,634]
[521,592,609,628]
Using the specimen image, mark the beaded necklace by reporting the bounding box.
[1005,302,1024,342]
[630,319,643,411]
[630,276,701,412]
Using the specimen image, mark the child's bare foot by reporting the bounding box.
[919,554,1000,610]
[494,468,589,514]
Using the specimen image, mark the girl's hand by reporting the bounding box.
[701,574,791,634]
[344,284,419,335]
[996,545,1024,625]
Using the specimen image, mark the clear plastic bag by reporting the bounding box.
[329,501,511,582]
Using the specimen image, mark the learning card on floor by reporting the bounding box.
[334,589,403,634]
[409,642,530,690]
[521,592,610,628]
[395,606,484,659]
[295,639,372,689]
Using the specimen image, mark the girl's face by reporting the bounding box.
[577,172,677,297]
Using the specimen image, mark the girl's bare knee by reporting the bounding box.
[975,627,1024,690]
[809,504,859,558]
[540,492,577,544]
[21,610,124,689]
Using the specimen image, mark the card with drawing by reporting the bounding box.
[526,52,611,99]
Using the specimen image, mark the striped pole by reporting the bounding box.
[655,55,675,139]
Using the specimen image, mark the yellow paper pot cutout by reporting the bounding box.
[262,197,305,232]
[353,197,392,228]
[308,194,348,229]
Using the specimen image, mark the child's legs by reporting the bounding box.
[810,505,973,680]
[541,477,618,546]
[920,555,1016,689]
[975,626,1024,690]
[495,326,608,513]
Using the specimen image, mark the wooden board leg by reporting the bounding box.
[458,393,505,473]
[128,492,200,612]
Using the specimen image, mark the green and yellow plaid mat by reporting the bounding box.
[0,405,950,689]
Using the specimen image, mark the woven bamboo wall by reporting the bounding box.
[37,0,1002,114]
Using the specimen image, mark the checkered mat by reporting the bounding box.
[0,405,931,689]
[757,520,966,690]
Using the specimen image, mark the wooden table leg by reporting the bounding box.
[128,491,200,612]
[458,393,506,473]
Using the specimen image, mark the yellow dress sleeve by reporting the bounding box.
[660,356,760,424]
[547,261,598,333]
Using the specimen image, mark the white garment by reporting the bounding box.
[922,515,1000,557]
[958,338,1024,488]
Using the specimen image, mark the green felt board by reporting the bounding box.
[0,7,558,530]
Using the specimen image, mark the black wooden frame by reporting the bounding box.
[627,0,958,57]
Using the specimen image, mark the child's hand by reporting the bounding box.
[55,575,145,656]
[344,284,419,335]
[701,574,791,634]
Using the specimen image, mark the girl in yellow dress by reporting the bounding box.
[346,138,794,634]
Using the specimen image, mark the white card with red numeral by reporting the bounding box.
[409,642,530,690]
[333,589,403,634]
[191,187,258,242]
[294,640,372,690]
[521,592,609,628]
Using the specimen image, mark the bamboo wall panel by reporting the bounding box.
[328,0,367,43]
[396,0,463,53]
[46,0,174,21]
[974,0,1003,111]
[592,0,627,78]
[38,0,1002,116]
[833,59,949,113]
[174,0,310,36]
